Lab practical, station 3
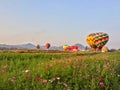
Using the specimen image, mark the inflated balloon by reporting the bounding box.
[86,32,109,50]
[45,43,50,49]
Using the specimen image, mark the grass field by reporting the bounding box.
[0,50,120,90]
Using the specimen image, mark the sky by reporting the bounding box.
[0,0,120,49]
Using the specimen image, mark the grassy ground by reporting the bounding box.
[0,51,120,90]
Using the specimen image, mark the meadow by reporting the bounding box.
[0,50,120,90]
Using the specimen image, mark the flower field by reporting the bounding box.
[0,51,120,90]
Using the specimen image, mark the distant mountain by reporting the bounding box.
[74,43,85,50]
[0,43,36,49]
[40,46,63,50]
[15,43,36,49]
[0,43,85,50]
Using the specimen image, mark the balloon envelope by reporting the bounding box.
[102,46,108,52]
[86,32,109,50]
[45,43,50,49]
[63,45,69,50]
[69,46,78,50]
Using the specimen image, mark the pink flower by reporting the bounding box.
[36,76,41,82]
[3,64,8,69]
[25,75,30,79]
[43,80,47,84]
[8,78,15,82]
[52,77,57,81]
[0,70,5,73]
[99,82,104,87]
[63,83,68,87]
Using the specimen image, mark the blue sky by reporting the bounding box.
[0,0,120,49]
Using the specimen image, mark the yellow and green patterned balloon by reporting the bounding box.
[86,32,109,50]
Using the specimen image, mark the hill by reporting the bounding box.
[0,43,85,50]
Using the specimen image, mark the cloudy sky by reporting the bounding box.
[0,0,120,49]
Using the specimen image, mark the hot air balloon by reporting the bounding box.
[102,46,109,52]
[63,45,69,50]
[69,46,79,51]
[45,43,50,50]
[86,32,109,51]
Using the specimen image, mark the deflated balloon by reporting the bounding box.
[69,46,78,50]
[86,32,109,50]
[63,45,79,51]
[63,45,69,50]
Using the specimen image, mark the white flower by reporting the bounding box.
[25,70,30,72]
[117,74,120,77]
[56,77,60,80]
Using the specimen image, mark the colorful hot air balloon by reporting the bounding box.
[102,46,109,52]
[63,45,69,50]
[45,43,50,49]
[63,45,79,51]
[86,32,109,51]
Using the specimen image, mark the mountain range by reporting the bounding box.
[0,43,85,50]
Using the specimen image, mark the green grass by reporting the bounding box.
[0,52,120,90]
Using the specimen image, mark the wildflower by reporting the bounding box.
[8,76,16,83]
[117,74,120,77]
[3,64,8,69]
[0,70,5,73]
[25,70,31,73]
[52,77,57,81]
[56,77,60,80]
[99,82,104,87]
[72,66,76,69]
[22,70,31,73]
[49,77,60,83]
[63,83,68,87]
[25,75,30,79]
[51,77,57,82]
[36,76,41,82]
[8,78,15,82]
[43,80,47,84]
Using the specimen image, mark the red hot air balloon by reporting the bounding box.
[45,43,50,49]
[69,46,78,51]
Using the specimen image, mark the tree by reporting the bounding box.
[85,46,89,51]
[109,49,117,52]
[36,44,40,49]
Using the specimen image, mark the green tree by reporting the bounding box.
[36,44,40,49]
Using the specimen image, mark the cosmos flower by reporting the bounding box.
[25,70,31,73]
[25,75,30,79]
[43,80,47,84]
[99,82,104,87]
[3,64,8,69]
[63,83,68,87]
[36,76,41,82]
[0,70,5,73]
